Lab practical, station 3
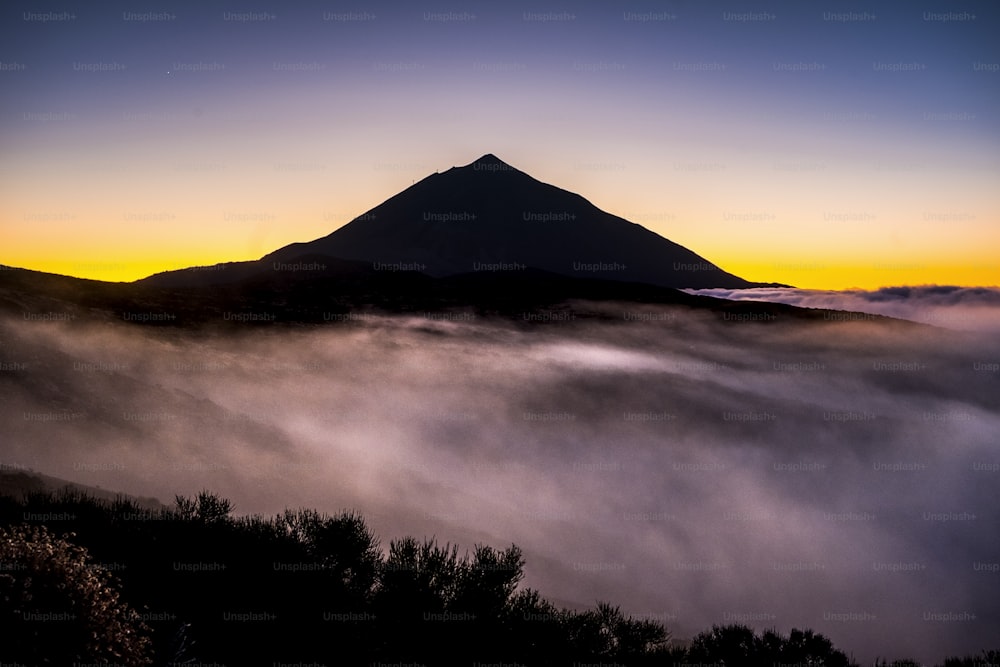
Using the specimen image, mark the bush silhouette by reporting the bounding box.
[0,523,152,665]
[1,487,994,666]
[370,537,530,661]
[941,651,1000,667]
[687,623,853,666]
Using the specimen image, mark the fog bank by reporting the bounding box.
[2,306,998,663]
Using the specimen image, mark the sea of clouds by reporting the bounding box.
[1,302,998,663]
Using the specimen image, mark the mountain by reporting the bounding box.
[258,154,758,289]
[1,154,807,323]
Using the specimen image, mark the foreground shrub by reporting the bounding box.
[0,523,152,666]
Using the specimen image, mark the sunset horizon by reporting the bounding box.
[3,2,998,290]
[2,2,998,665]
[4,148,998,290]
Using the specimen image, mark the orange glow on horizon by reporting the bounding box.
[3,142,997,289]
[4,228,997,291]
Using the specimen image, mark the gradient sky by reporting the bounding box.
[1,0,997,288]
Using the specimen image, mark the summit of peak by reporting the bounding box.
[461,153,518,172]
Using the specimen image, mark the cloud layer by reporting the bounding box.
[2,307,998,663]
[687,285,1000,333]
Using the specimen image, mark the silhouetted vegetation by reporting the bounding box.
[688,623,854,666]
[0,488,994,666]
[940,651,1000,667]
[0,523,153,665]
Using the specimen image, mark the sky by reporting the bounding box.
[1,0,998,288]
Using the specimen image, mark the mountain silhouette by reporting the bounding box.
[257,154,758,289]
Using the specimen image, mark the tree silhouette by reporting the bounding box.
[563,602,669,660]
[174,490,234,523]
[503,587,572,659]
[778,627,854,666]
[371,537,469,661]
[452,542,525,618]
[687,623,758,663]
[276,507,381,600]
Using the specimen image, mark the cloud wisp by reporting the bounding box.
[687,285,1000,333]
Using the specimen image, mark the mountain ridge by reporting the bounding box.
[2,260,906,331]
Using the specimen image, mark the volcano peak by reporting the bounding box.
[460,153,520,173]
[475,152,505,164]
[260,154,760,289]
